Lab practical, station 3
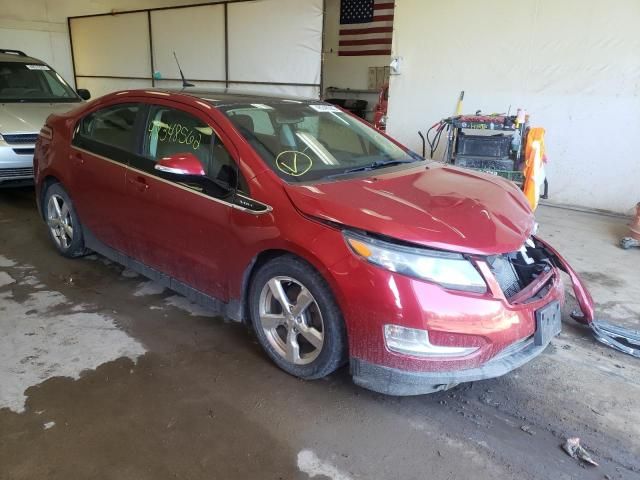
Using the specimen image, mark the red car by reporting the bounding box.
[34,89,594,395]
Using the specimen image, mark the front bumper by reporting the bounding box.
[325,235,566,395]
[0,145,35,186]
[351,333,549,395]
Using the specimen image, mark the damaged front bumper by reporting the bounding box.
[536,236,640,359]
[351,235,639,396]
[352,333,552,396]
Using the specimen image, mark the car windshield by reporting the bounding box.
[0,61,79,103]
[220,102,421,182]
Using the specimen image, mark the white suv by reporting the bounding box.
[0,49,89,187]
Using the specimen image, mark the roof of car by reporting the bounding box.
[0,51,45,64]
[138,87,318,106]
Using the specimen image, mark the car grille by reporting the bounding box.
[488,254,522,299]
[12,147,35,155]
[2,133,38,144]
[0,167,34,179]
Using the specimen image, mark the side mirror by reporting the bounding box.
[154,152,205,176]
[77,88,91,100]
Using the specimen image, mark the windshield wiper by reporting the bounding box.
[326,159,419,179]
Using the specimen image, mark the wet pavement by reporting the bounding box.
[1,187,639,480]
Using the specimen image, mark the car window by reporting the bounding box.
[226,108,275,135]
[144,105,239,186]
[77,103,140,152]
[222,103,419,182]
[286,114,367,155]
[139,105,269,210]
[317,116,369,155]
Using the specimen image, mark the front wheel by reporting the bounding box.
[249,255,347,380]
[44,183,89,258]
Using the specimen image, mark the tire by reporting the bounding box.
[249,254,347,380]
[43,183,89,258]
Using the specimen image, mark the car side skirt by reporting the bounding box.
[82,226,243,323]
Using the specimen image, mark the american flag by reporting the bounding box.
[339,0,394,56]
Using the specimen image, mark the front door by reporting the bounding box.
[124,102,239,301]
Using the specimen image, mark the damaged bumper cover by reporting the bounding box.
[537,236,640,359]
[353,235,638,396]
[351,334,548,396]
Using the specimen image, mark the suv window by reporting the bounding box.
[0,61,79,102]
[144,106,238,187]
[77,103,140,152]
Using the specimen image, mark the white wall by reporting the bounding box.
[67,0,322,98]
[0,0,219,88]
[0,0,321,98]
[322,0,390,91]
[387,0,640,214]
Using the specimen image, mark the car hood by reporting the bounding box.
[0,102,81,134]
[284,164,535,255]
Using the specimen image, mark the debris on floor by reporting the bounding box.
[590,320,640,359]
[620,237,640,249]
[562,437,599,466]
[520,424,535,435]
[543,238,640,358]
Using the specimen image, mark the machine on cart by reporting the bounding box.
[420,112,548,198]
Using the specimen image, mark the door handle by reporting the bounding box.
[73,152,84,165]
[128,175,149,192]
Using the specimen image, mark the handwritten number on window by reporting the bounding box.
[149,120,203,151]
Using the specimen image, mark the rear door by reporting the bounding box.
[124,101,240,300]
[70,102,142,253]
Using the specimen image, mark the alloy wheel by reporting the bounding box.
[258,276,325,365]
[47,194,74,249]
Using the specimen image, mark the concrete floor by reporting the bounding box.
[1,187,639,480]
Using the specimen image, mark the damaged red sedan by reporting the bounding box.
[34,89,592,395]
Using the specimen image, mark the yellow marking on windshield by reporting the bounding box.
[275,150,313,177]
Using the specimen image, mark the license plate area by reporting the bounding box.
[534,301,562,346]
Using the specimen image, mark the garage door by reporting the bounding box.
[69,0,323,98]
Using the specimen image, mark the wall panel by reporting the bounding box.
[150,5,226,82]
[70,13,150,78]
[227,0,322,86]
[68,0,323,99]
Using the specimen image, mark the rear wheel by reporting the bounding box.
[44,183,89,258]
[249,255,347,379]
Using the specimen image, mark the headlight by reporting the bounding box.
[344,230,487,293]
